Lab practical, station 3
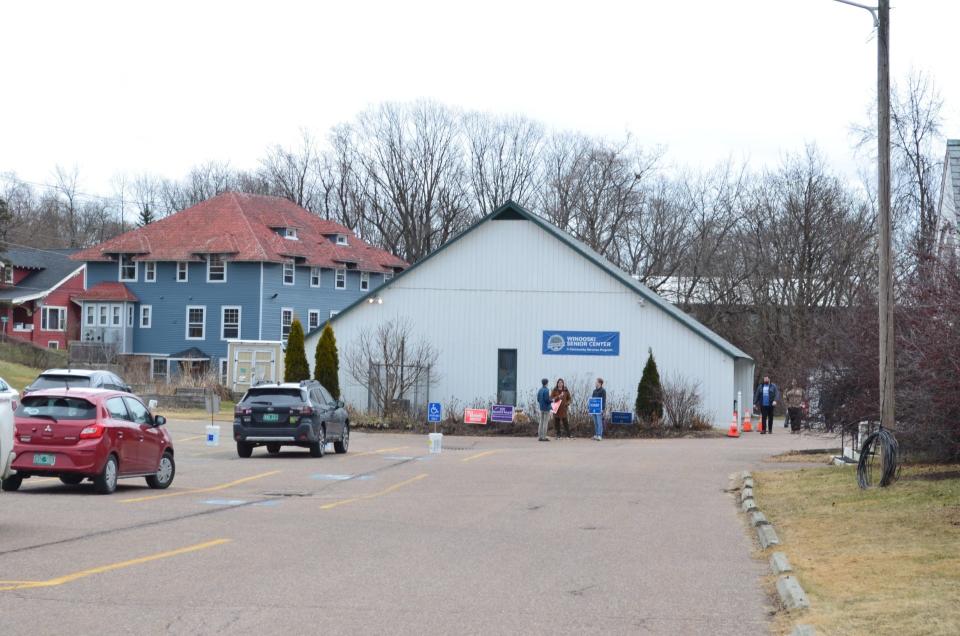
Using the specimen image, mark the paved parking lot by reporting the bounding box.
[0,418,832,635]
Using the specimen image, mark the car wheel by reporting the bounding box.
[60,475,85,485]
[309,426,326,458]
[93,455,119,495]
[237,441,253,458]
[266,444,281,455]
[146,451,175,489]
[334,422,349,454]
[1,475,23,492]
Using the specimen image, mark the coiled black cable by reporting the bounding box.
[857,427,900,488]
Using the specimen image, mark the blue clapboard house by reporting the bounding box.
[72,193,406,382]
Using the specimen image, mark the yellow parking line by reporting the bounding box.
[320,473,428,510]
[120,470,281,503]
[461,450,500,463]
[349,446,409,458]
[0,539,230,592]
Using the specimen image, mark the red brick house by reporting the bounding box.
[0,247,86,350]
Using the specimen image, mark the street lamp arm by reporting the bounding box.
[833,0,879,27]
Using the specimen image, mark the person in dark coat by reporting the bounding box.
[753,376,780,434]
[536,378,552,442]
[591,378,607,441]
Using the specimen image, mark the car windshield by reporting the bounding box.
[17,396,97,420]
[243,388,304,406]
[31,375,92,389]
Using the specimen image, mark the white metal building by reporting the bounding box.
[305,202,754,427]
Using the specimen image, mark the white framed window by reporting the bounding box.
[283,259,295,285]
[207,254,226,282]
[329,310,339,318]
[336,234,348,246]
[151,358,168,381]
[281,308,293,342]
[111,304,122,327]
[186,305,206,340]
[144,261,156,282]
[177,261,189,282]
[335,268,346,289]
[40,306,67,331]
[2,265,13,285]
[360,271,370,291]
[85,305,96,327]
[47,340,60,350]
[221,306,241,340]
[127,305,134,327]
[310,267,321,287]
[384,272,393,282]
[119,253,137,282]
[285,227,298,240]
[98,304,108,326]
[308,310,320,331]
[140,305,152,328]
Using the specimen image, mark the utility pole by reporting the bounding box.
[834,0,894,429]
[876,0,895,430]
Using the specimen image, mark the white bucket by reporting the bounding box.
[205,424,221,446]
[428,432,443,454]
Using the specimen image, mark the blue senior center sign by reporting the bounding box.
[542,330,620,356]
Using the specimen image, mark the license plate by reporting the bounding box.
[262,413,279,423]
[33,453,56,467]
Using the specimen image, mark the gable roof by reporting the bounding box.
[71,192,407,273]
[313,201,751,360]
[0,247,84,303]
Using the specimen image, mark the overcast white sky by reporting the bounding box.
[1,0,957,195]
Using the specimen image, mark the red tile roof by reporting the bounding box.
[71,193,407,273]
[71,282,139,302]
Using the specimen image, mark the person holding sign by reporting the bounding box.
[550,378,572,439]
[591,378,607,441]
[536,378,552,442]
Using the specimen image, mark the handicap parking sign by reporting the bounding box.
[427,402,442,422]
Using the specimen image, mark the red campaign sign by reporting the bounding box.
[464,408,488,424]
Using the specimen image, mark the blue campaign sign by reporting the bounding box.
[490,404,515,423]
[588,398,603,414]
[611,411,633,424]
[542,331,620,356]
[427,402,442,423]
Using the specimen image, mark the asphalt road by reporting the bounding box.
[0,419,832,635]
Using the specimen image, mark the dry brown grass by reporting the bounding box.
[763,451,837,464]
[756,464,960,635]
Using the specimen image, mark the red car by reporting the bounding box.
[1,388,175,495]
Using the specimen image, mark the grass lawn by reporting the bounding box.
[756,463,960,635]
[0,359,42,393]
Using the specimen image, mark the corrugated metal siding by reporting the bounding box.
[309,218,744,426]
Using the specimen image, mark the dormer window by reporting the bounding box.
[119,254,137,282]
[207,254,226,282]
[1,264,12,285]
[336,234,348,246]
[285,228,298,240]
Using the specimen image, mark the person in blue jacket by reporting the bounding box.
[754,376,780,434]
[536,378,552,442]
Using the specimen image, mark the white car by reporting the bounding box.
[0,376,20,411]
[0,395,14,482]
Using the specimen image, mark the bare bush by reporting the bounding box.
[661,373,708,430]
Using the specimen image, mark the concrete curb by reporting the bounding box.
[733,468,813,632]
[769,551,792,574]
[776,575,811,609]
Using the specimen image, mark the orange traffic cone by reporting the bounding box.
[742,411,753,433]
[727,411,740,438]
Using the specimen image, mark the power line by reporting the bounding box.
[0,173,135,206]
